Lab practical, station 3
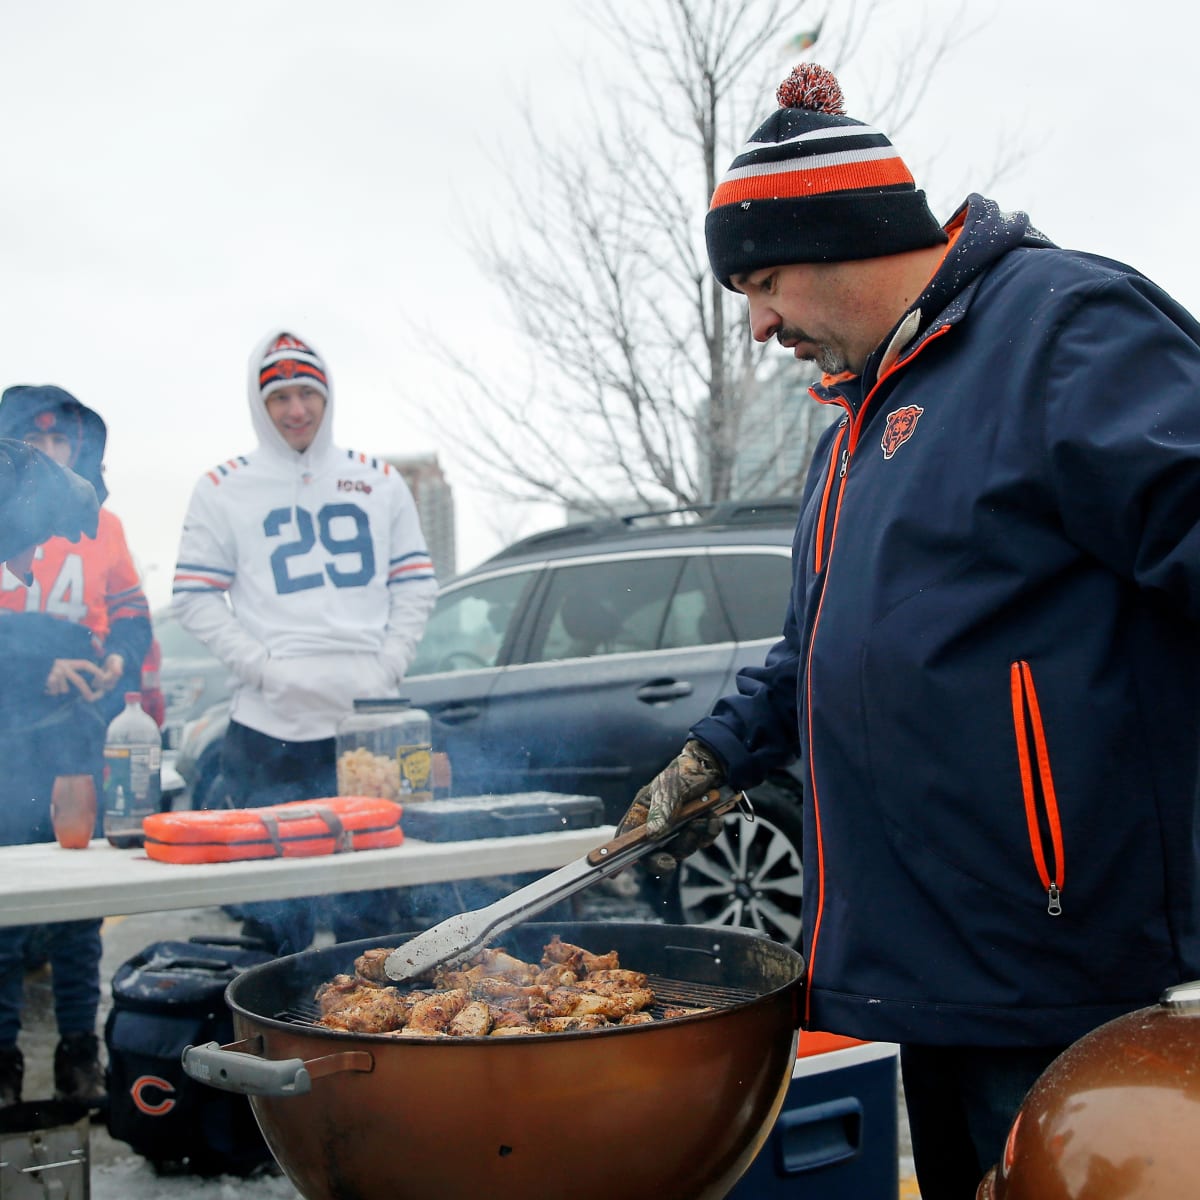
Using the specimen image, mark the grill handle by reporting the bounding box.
[183,1036,374,1097]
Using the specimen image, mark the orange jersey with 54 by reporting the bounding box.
[0,507,149,641]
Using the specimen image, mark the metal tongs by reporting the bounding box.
[384,787,749,983]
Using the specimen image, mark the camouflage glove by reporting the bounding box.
[617,739,725,875]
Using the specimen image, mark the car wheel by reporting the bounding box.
[669,779,804,949]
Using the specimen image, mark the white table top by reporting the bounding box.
[0,826,617,927]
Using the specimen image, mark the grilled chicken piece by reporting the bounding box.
[491,1025,543,1037]
[576,978,654,1001]
[473,978,550,1008]
[467,947,539,983]
[448,1000,493,1037]
[314,974,380,1015]
[535,1014,611,1033]
[534,964,579,988]
[541,936,620,975]
[619,1012,654,1025]
[317,987,413,1034]
[353,948,395,984]
[488,1007,532,1030]
[405,987,470,1034]
[529,985,654,1020]
[581,968,648,989]
[661,1005,714,1020]
[434,964,492,991]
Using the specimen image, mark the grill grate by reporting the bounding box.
[274,972,756,1031]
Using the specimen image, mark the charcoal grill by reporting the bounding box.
[184,920,805,1200]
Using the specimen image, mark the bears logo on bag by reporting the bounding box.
[131,1073,177,1116]
[881,405,924,459]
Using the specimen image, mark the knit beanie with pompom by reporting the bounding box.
[705,63,946,289]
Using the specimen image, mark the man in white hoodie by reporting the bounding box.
[172,331,437,951]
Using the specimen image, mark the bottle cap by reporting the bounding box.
[125,691,142,704]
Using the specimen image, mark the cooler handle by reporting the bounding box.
[775,1097,862,1174]
[182,1036,373,1097]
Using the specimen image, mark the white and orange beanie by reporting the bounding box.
[257,332,329,401]
[705,64,946,288]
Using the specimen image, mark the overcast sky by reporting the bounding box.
[1,0,1195,610]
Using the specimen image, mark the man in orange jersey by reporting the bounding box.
[0,384,152,1112]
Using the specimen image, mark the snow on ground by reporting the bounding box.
[92,1157,301,1200]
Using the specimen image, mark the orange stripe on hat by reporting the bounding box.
[711,155,915,208]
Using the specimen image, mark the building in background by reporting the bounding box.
[386,454,457,581]
[728,360,832,497]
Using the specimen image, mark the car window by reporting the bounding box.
[709,551,792,641]
[525,557,685,663]
[660,555,731,649]
[407,571,534,676]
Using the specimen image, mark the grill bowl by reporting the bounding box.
[213,921,804,1200]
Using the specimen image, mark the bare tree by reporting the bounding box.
[417,0,972,519]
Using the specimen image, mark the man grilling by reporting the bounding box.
[622,63,1200,1200]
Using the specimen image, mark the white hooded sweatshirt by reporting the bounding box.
[171,329,437,741]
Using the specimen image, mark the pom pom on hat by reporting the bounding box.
[705,63,946,287]
[776,63,845,114]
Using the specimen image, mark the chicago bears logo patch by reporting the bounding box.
[881,405,924,459]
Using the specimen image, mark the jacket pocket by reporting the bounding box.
[1009,660,1065,915]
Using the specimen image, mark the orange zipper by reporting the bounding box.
[813,420,848,575]
[1009,660,1065,915]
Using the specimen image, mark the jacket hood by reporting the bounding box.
[0,385,109,505]
[920,194,1056,328]
[246,328,334,463]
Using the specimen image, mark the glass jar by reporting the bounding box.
[336,698,433,803]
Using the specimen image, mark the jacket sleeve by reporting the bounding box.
[690,590,804,791]
[171,477,269,688]
[379,475,437,684]
[100,511,152,673]
[1041,273,1200,611]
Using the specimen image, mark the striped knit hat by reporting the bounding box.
[705,64,946,289]
[257,332,329,400]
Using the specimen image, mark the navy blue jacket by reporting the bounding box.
[694,195,1200,1046]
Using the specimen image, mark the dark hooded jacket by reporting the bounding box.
[693,194,1200,1047]
[0,387,149,734]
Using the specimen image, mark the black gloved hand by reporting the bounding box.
[0,442,100,584]
[617,739,725,875]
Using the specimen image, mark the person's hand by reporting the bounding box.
[617,739,725,874]
[92,653,125,694]
[45,658,107,701]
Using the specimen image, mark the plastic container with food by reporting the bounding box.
[336,698,433,803]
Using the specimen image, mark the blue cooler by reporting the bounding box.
[728,1033,899,1199]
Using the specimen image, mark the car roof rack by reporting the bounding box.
[486,496,802,561]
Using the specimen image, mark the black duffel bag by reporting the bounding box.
[104,935,276,1176]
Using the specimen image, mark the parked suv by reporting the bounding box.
[176,498,806,947]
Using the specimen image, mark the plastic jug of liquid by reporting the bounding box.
[103,691,163,848]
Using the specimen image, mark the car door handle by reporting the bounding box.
[636,680,694,703]
[434,704,482,725]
